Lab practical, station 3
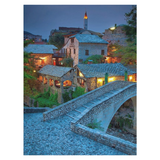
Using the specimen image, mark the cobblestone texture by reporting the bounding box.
[24,113,126,155]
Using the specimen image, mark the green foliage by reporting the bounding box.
[124,5,136,41]
[117,116,133,129]
[49,33,64,50]
[61,57,73,67]
[34,100,38,107]
[113,40,136,65]
[83,55,105,64]
[130,108,134,112]
[87,119,104,131]
[62,90,72,103]
[24,39,34,47]
[72,87,86,99]
[33,88,59,108]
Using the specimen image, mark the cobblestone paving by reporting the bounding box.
[24,113,126,155]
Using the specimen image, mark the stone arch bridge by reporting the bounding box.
[43,81,136,154]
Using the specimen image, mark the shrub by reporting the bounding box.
[83,55,105,64]
[72,87,85,99]
[33,100,37,107]
[63,91,71,103]
[87,119,104,131]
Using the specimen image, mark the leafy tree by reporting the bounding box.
[112,6,137,65]
[61,57,73,67]
[124,5,136,41]
[49,33,64,50]
[24,39,34,47]
[83,55,105,64]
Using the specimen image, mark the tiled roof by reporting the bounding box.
[38,65,73,77]
[70,34,108,44]
[24,44,57,54]
[76,63,135,78]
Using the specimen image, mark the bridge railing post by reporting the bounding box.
[105,73,108,84]
[125,70,128,81]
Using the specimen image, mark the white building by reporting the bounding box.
[62,34,108,66]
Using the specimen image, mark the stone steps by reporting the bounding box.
[66,88,122,120]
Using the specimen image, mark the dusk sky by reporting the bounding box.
[24,5,134,40]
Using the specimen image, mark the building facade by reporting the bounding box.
[62,34,108,66]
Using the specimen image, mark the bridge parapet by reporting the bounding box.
[43,81,135,121]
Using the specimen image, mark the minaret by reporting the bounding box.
[84,11,88,30]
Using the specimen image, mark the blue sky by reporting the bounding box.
[24,5,134,40]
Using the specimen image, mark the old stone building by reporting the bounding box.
[102,25,128,63]
[38,65,74,103]
[62,34,108,66]
[74,63,136,91]
[24,44,58,69]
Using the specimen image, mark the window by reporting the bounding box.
[44,77,47,84]
[101,50,104,55]
[39,76,43,82]
[74,49,76,54]
[55,80,60,88]
[71,38,74,43]
[49,79,54,86]
[85,50,89,55]
[63,80,72,89]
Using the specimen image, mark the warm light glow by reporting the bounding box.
[79,72,84,77]
[97,79,103,83]
[129,75,133,81]
[110,27,116,30]
[108,77,115,82]
[40,57,45,59]
[84,16,88,19]
[33,70,36,72]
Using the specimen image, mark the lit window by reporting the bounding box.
[49,79,54,86]
[39,76,43,82]
[79,71,84,77]
[63,80,72,89]
[108,77,115,82]
[44,77,47,84]
[55,80,60,88]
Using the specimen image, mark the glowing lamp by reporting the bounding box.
[33,70,36,72]
[84,16,88,19]
[110,27,116,31]
[129,75,133,81]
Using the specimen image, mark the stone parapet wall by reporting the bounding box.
[71,83,136,127]
[43,81,134,121]
[71,123,136,155]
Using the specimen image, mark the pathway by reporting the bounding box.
[24,112,126,155]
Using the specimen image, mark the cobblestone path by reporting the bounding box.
[24,113,126,155]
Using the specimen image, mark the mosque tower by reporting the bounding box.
[84,11,88,30]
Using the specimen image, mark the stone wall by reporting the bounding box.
[38,69,74,103]
[70,82,136,155]
[102,26,127,46]
[71,123,136,155]
[43,81,133,121]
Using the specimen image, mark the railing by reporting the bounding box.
[52,52,66,57]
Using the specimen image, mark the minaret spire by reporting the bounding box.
[84,11,88,30]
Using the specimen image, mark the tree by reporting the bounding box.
[112,6,137,65]
[24,39,34,48]
[124,5,136,41]
[49,33,64,50]
[61,57,73,67]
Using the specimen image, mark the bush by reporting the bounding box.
[63,91,71,103]
[83,55,105,64]
[33,100,38,107]
[72,87,85,99]
[87,119,104,131]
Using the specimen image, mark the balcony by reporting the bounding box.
[52,51,66,58]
